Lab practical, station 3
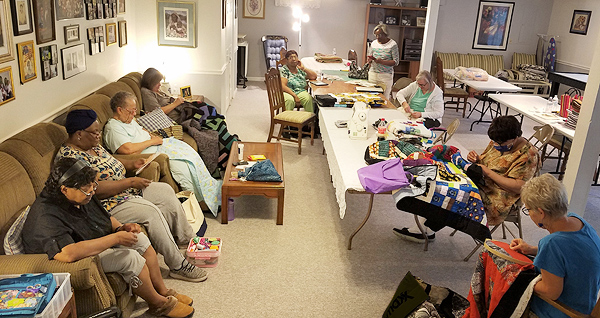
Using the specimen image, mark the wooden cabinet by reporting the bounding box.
[362,4,427,81]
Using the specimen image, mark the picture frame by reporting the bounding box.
[117,0,124,14]
[16,40,36,83]
[118,20,126,47]
[157,0,196,48]
[243,0,264,19]
[54,0,84,20]
[221,0,225,29]
[64,24,79,44]
[10,0,33,35]
[416,17,426,27]
[61,43,86,79]
[570,10,591,35]
[0,66,15,106]
[32,0,56,44]
[105,22,116,46]
[472,1,514,51]
[0,0,15,64]
[39,44,57,81]
[180,85,191,99]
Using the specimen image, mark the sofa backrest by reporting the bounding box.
[0,152,36,254]
[118,72,143,110]
[94,81,140,115]
[0,123,67,196]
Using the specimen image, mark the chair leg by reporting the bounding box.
[297,125,303,154]
[310,121,315,146]
[464,242,483,262]
[276,124,283,141]
[462,97,467,118]
[267,123,275,142]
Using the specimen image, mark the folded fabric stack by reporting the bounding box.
[314,53,343,63]
[565,99,582,129]
[495,64,548,82]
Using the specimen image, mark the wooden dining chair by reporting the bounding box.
[528,293,600,318]
[265,67,316,154]
[436,57,470,118]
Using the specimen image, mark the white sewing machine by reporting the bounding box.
[348,101,369,140]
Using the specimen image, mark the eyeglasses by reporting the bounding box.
[83,129,102,137]
[521,205,530,216]
[78,181,99,196]
[417,81,428,88]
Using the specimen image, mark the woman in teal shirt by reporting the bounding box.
[280,50,317,112]
[396,70,444,128]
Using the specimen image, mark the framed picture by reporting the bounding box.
[10,0,33,35]
[118,20,127,47]
[32,0,56,44]
[61,43,86,79]
[64,24,79,44]
[416,17,426,27]
[117,0,124,14]
[243,0,264,19]
[472,1,514,51]
[221,0,225,29]
[0,66,15,106]
[105,22,116,45]
[16,40,36,83]
[54,0,84,20]
[157,1,196,48]
[180,85,191,99]
[0,0,15,64]
[570,10,592,35]
[39,44,57,81]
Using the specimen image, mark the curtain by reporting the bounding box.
[274,0,321,8]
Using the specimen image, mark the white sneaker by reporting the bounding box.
[169,260,208,282]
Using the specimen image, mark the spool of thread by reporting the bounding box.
[238,143,244,161]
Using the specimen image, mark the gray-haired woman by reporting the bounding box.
[395,70,444,128]
[510,174,600,318]
[367,22,400,99]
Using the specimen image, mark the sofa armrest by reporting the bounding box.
[115,153,179,192]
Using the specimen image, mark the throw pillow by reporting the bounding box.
[136,109,175,132]
[3,206,30,255]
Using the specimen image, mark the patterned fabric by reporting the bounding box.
[280,65,308,95]
[3,206,30,255]
[56,145,141,212]
[369,39,400,75]
[428,145,460,162]
[512,53,537,70]
[478,140,540,225]
[202,117,238,171]
[274,110,315,123]
[136,109,175,132]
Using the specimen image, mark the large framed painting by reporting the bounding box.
[243,0,264,19]
[570,10,592,35]
[0,0,15,63]
[61,43,86,79]
[157,1,196,48]
[32,0,56,44]
[17,40,36,83]
[10,0,33,35]
[0,66,15,106]
[54,0,84,20]
[472,1,514,51]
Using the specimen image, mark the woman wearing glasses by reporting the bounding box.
[395,70,444,128]
[56,109,208,283]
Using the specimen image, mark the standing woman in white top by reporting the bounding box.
[367,23,400,99]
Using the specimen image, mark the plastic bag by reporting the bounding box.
[454,66,489,81]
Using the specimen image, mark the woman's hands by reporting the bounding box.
[510,238,537,255]
[467,150,480,163]
[150,134,163,146]
[114,231,138,247]
[129,177,152,189]
[174,96,185,106]
[119,223,142,233]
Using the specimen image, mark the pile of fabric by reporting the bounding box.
[495,63,547,82]
[565,98,581,129]
[314,52,343,63]
[454,67,489,81]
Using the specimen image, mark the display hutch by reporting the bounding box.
[362,4,427,81]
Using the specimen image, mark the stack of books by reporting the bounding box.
[565,99,581,129]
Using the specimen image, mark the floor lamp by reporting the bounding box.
[292,7,309,57]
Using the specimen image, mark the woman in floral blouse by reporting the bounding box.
[280,50,317,112]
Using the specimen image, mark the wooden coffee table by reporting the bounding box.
[221,142,285,224]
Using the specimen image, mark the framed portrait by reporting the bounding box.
[118,20,127,47]
[10,0,33,35]
[472,1,514,51]
[64,24,79,44]
[180,85,191,98]
[0,0,15,64]
[157,1,196,48]
[61,43,86,79]
[105,22,116,45]
[32,0,56,44]
[243,0,264,19]
[16,40,36,83]
[117,0,124,14]
[39,44,57,81]
[416,17,426,27]
[54,0,84,20]
[570,10,592,35]
[0,66,15,106]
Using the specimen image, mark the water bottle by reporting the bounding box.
[332,48,336,56]
[377,118,387,141]
[545,98,553,113]
[552,96,559,112]
[227,198,235,221]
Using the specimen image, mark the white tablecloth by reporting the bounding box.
[443,68,522,93]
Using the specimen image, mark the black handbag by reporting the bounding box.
[348,61,370,79]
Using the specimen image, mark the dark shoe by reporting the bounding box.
[393,227,435,243]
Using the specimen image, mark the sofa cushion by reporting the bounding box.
[0,123,68,195]
[69,94,113,129]
[512,53,537,70]
[95,82,139,114]
[479,54,504,76]
[118,72,143,111]
[3,206,29,255]
[136,109,175,132]
[436,52,460,81]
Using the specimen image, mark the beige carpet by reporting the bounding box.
[131,82,598,317]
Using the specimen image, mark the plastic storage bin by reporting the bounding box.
[0,272,72,318]
[186,237,222,268]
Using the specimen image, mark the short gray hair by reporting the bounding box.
[110,91,136,112]
[415,70,433,86]
[373,22,388,36]
[521,173,568,219]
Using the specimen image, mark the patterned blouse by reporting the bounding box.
[280,65,308,95]
[55,145,142,212]
[478,140,540,225]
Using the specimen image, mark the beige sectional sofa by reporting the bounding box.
[0,72,195,317]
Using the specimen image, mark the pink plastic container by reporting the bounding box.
[186,237,222,268]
